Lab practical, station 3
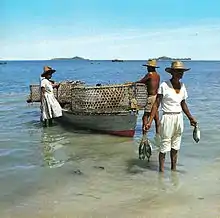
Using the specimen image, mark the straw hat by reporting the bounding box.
[142,59,159,68]
[41,66,56,77]
[165,61,190,73]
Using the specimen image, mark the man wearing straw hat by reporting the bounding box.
[40,66,62,127]
[144,61,197,172]
[137,59,160,136]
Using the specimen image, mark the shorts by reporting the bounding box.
[144,95,157,113]
[160,113,184,153]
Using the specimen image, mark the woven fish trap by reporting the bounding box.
[56,82,75,103]
[71,83,147,113]
[134,83,148,109]
[27,81,83,103]
[27,82,148,111]
[28,84,41,102]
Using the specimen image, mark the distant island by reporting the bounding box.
[50,56,191,61]
[155,56,191,61]
[51,56,89,60]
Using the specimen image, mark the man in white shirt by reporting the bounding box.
[144,61,197,172]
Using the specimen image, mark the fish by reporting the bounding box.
[193,123,200,143]
[145,140,152,162]
[138,138,146,160]
[138,133,152,161]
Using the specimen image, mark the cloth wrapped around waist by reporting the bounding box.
[144,95,157,112]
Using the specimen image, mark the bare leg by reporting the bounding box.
[43,120,48,127]
[159,152,166,172]
[154,110,160,134]
[48,119,53,126]
[142,112,150,134]
[170,148,178,171]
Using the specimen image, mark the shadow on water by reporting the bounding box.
[126,158,183,192]
[55,119,95,135]
[126,158,160,174]
[23,114,94,136]
[24,120,42,128]
[126,157,186,175]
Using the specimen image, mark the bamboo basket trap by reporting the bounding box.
[27,81,148,112]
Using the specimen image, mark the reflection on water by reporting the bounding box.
[41,129,71,169]
[157,171,181,192]
[43,143,65,168]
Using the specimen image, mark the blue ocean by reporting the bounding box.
[0,60,220,217]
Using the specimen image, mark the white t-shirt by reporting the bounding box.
[40,78,53,94]
[158,80,188,113]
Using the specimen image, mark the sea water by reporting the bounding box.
[0,60,220,217]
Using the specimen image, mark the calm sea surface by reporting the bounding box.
[0,60,220,217]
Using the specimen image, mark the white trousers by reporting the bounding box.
[160,113,184,153]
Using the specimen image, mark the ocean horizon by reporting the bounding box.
[2,58,220,61]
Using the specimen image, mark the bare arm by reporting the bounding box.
[52,82,60,89]
[181,100,197,126]
[136,74,149,84]
[148,94,162,124]
[144,94,163,130]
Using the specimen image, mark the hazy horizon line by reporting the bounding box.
[1,59,220,62]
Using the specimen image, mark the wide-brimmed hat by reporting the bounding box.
[165,61,190,73]
[142,59,159,68]
[41,66,56,77]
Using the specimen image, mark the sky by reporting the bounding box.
[1,0,220,60]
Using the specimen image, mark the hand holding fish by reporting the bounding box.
[138,132,152,161]
[193,122,200,143]
[143,122,151,132]
[189,117,197,127]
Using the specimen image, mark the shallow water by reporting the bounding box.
[0,60,220,217]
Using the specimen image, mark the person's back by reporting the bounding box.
[137,59,160,95]
[144,71,160,95]
[136,59,160,135]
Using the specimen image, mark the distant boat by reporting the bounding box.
[112,59,124,62]
[0,62,7,65]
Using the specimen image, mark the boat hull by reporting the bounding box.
[57,110,138,137]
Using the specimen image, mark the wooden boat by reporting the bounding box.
[59,110,137,137]
[27,81,147,137]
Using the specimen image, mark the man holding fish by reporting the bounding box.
[137,59,161,136]
[144,61,198,172]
